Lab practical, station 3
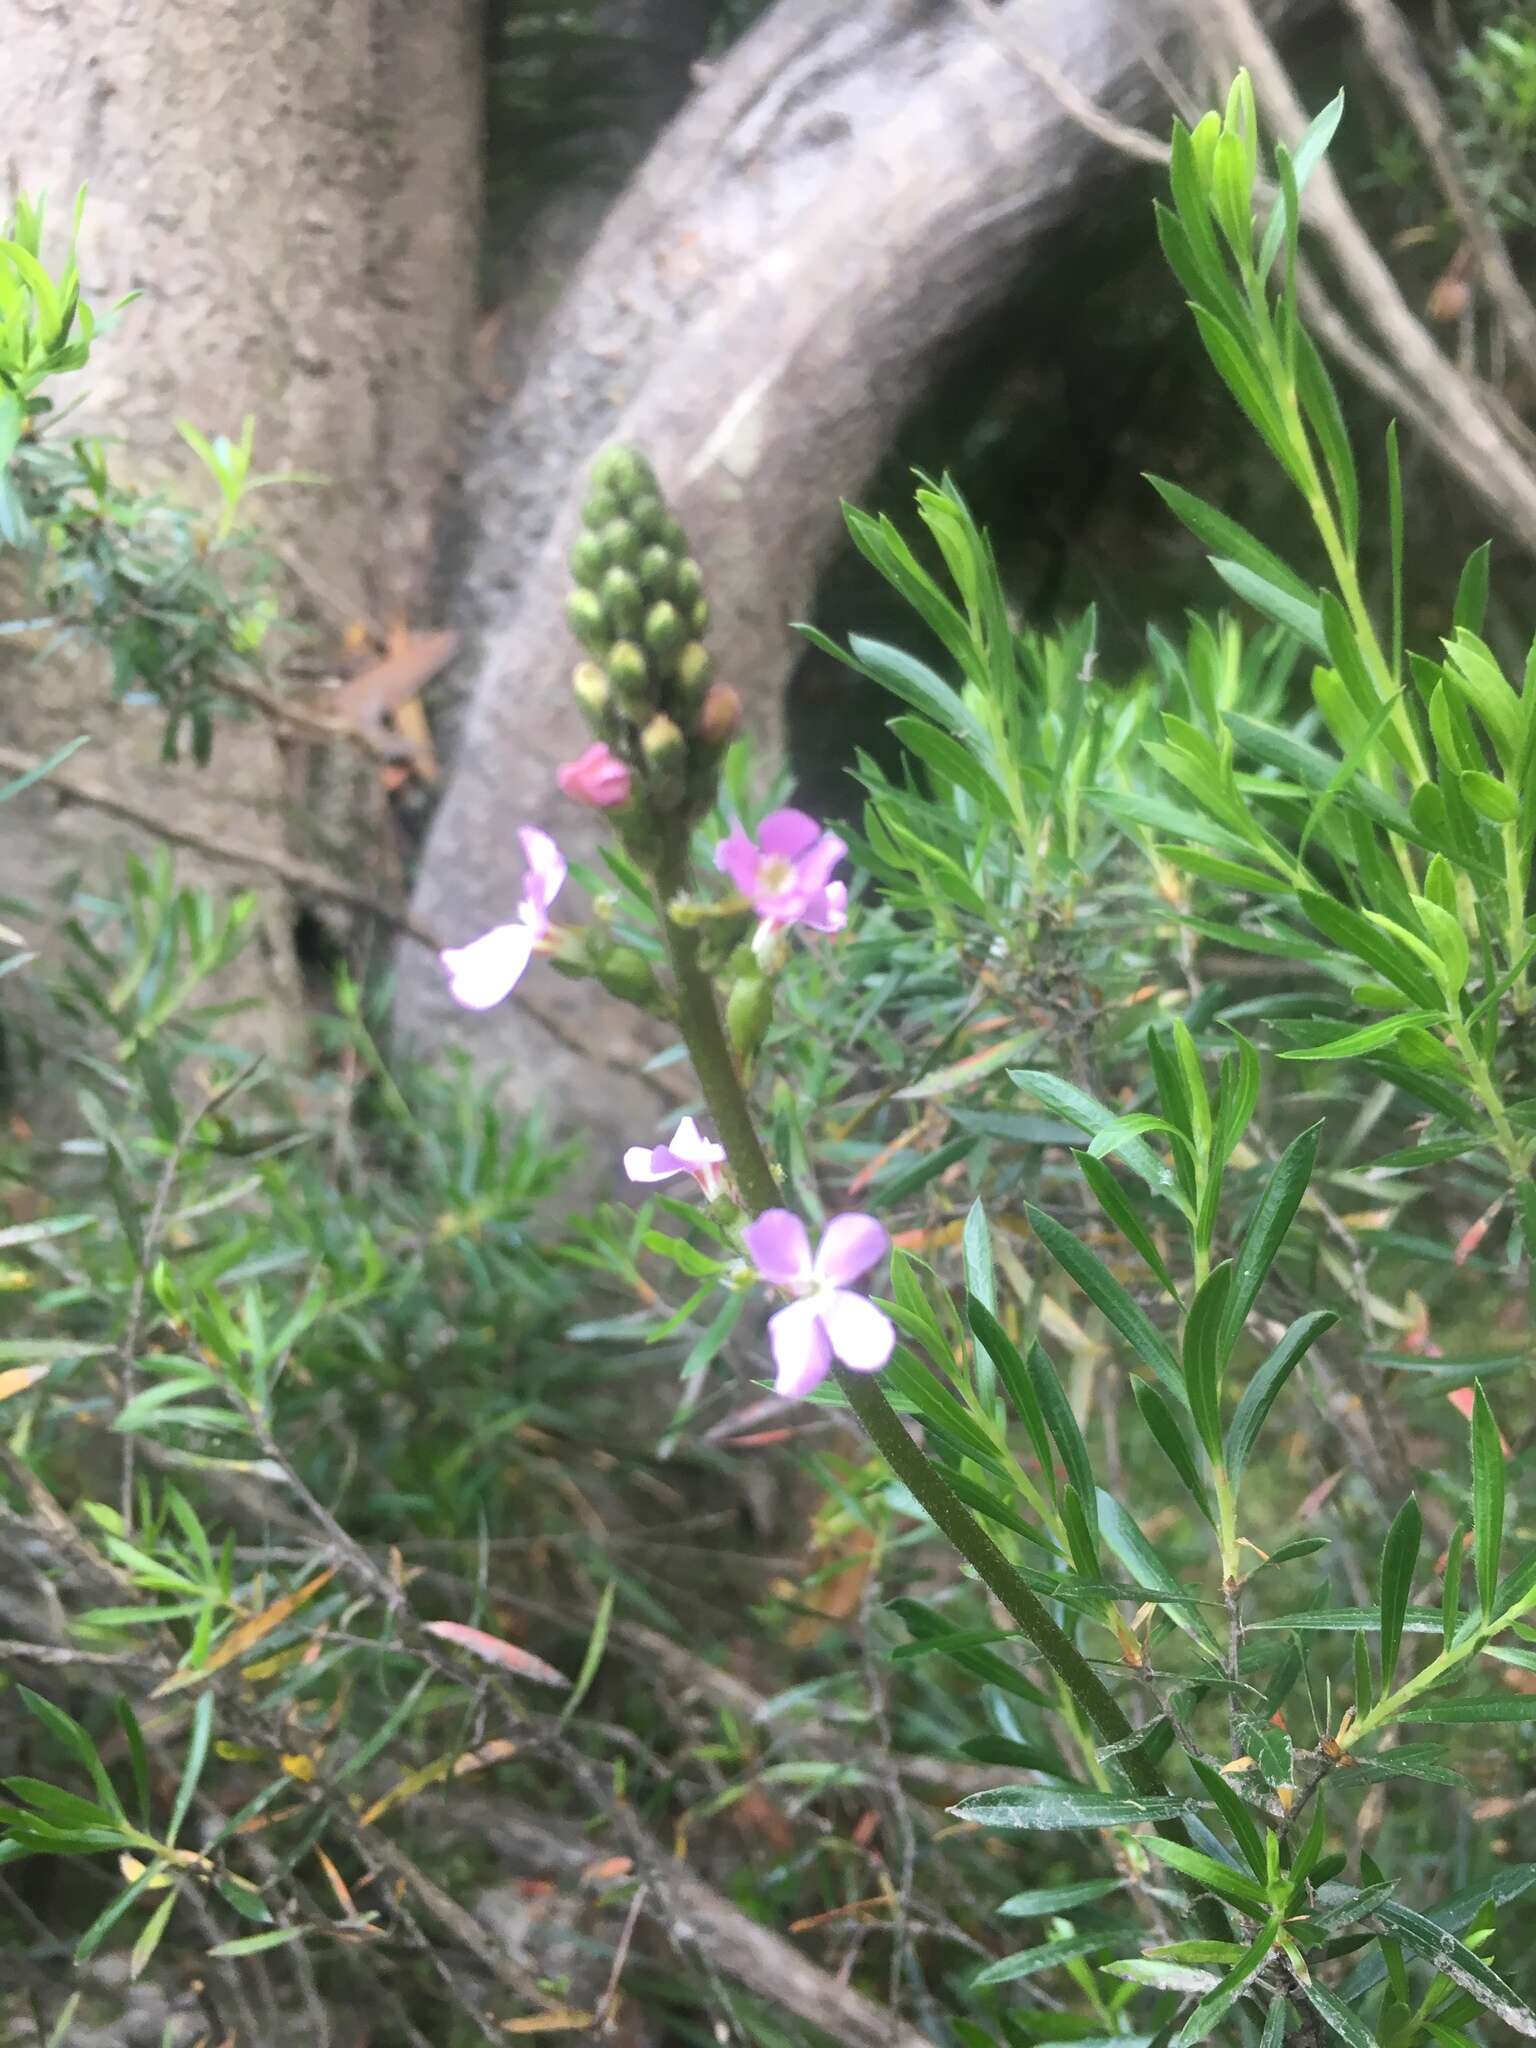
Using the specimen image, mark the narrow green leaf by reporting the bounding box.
[1076,1151,1182,1301]
[1217,1124,1320,1362]
[1024,1203,1185,1404]
[1378,1495,1422,1693]
[996,1877,1125,1917]
[1175,1918,1280,2046]
[130,1886,178,1981]
[969,1927,1135,1988]
[967,1298,1055,1484]
[1443,1520,1467,1654]
[1376,1897,1536,2034]
[1183,1261,1234,1461]
[1302,1978,1377,2048]
[560,1579,615,1724]
[168,1693,214,1850]
[1140,1835,1270,1909]
[1225,1310,1336,1487]
[949,1785,1205,1831]
[1472,1381,1506,1618]
[1027,1344,1098,1548]
[1132,1380,1215,1523]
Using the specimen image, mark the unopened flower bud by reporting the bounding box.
[673,559,704,605]
[727,973,774,1059]
[644,600,686,666]
[697,683,741,746]
[638,543,674,595]
[630,495,667,541]
[674,642,712,706]
[572,660,611,727]
[593,944,662,1009]
[690,597,710,635]
[641,713,687,810]
[597,445,659,505]
[569,533,606,588]
[658,514,687,555]
[583,487,619,529]
[599,518,641,571]
[566,588,607,654]
[606,641,651,712]
[600,566,644,636]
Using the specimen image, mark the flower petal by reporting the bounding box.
[822,1290,895,1373]
[667,1117,726,1175]
[518,826,567,916]
[744,1209,815,1287]
[795,829,848,894]
[440,924,536,1010]
[800,879,848,934]
[623,1145,679,1184]
[813,1212,889,1286]
[768,1298,833,1399]
[756,809,823,860]
[713,822,760,895]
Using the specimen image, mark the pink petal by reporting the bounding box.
[794,829,848,894]
[757,809,823,860]
[440,924,536,1010]
[744,1208,815,1287]
[557,743,631,809]
[518,826,567,917]
[813,1212,889,1286]
[800,879,848,935]
[623,1144,680,1184]
[822,1290,895,1372]
[714,822,761,895]
[768,1298,833,1399]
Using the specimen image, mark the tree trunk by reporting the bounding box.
[1,0,480,1050]
[396,0,1200,1152]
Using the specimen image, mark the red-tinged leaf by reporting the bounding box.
[422,1622,570,1689]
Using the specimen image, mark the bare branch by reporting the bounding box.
[1338,0,1536,383]
[1191,0,1536,556]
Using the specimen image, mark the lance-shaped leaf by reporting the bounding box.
[1472,1381,1506,1619]
[1183,1261,1234,1461]
[1378,1495,1422,1693]
[1225,1310,1336,1487]
[1024,1203,1185,1403]
[1217,1124,1321,1363]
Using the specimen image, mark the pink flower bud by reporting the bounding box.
[557,742,632,809]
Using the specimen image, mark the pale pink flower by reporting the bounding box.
[440,827,566,1011]
[623,1117,727,1200]
[557,742,631,809]
[714,809,847,964]
[744,1209,894,1399]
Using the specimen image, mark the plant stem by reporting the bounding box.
[652,829,1230,1942]
[653,838,779,1215]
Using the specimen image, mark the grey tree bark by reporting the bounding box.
[1,0,480,1049]
[397,0,1204,1158]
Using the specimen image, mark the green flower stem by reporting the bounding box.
[653,838,779,1216]
[654,828,1229,1943]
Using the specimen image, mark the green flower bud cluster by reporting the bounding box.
[564,445,740,828]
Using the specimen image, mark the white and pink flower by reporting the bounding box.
[439,826,567,1011]
[623,1117,728,1201]
[714,809,847,966]
[744,1209,894,1400]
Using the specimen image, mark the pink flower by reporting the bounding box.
[714,809,847,963]
[440,826,567,1011]
[623,1117,727,1200]
[744,1209,894,1399]
[557,742,631,809]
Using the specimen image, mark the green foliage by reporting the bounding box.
[9,64,1536,2048]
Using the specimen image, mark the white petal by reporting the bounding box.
[440,925,535,1010]
[822,1290,895,1373]
[768,1299,833,1399]
[623,1146,677,1184]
